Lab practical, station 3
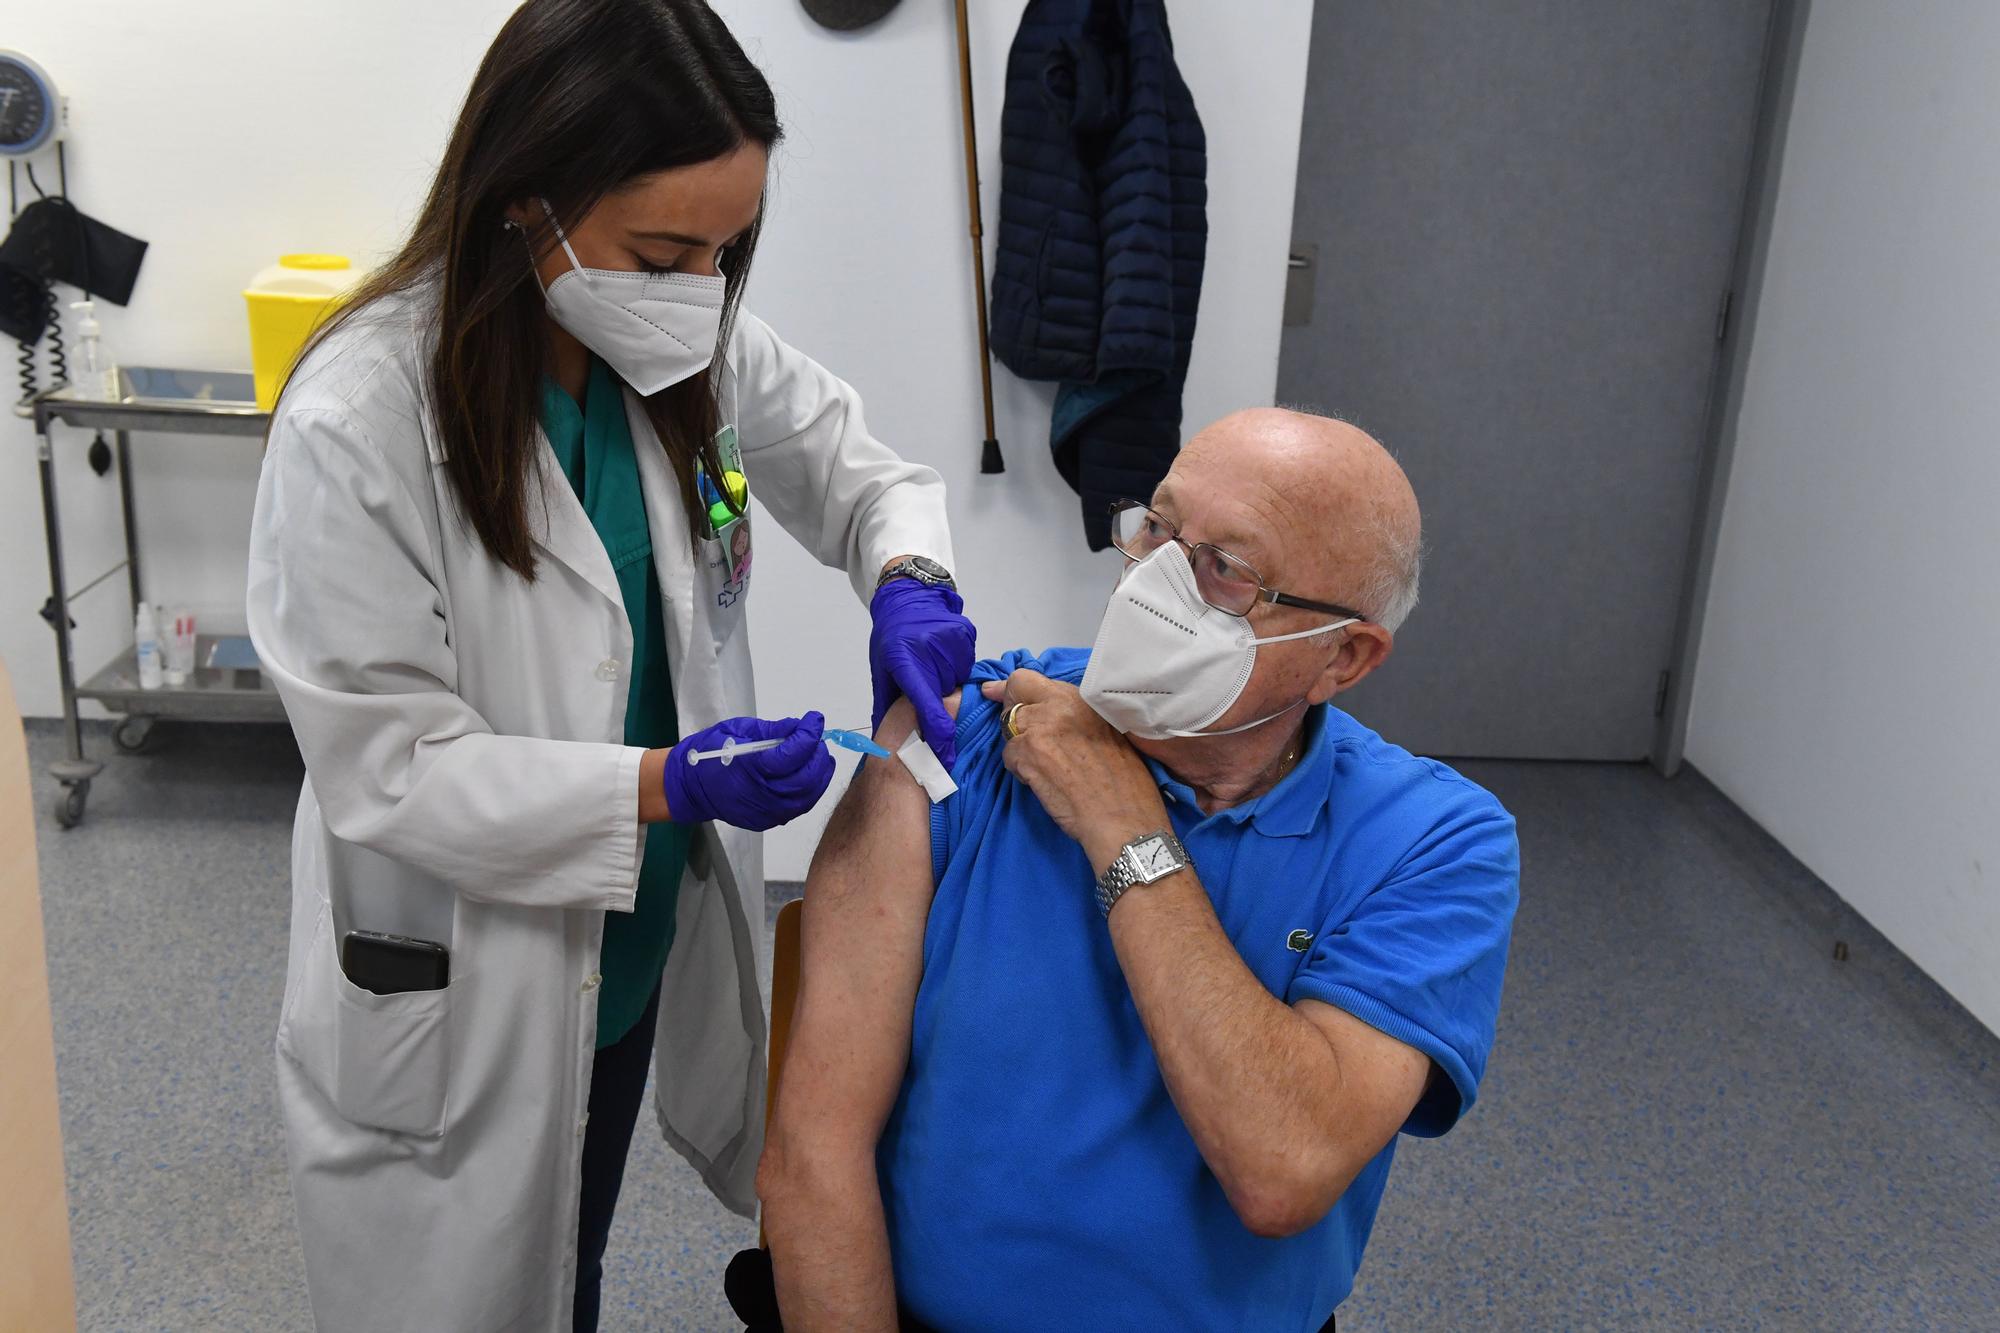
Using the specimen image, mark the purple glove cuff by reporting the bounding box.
[660,736,713,826]
[871,577,965,619]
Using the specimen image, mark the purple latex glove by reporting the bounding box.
[662,712,836,832]
[869,579,977,769]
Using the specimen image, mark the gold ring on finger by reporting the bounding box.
[1004,703,1028,740]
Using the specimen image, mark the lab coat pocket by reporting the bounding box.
[281,911,452,1138]
[330,953,452,1138]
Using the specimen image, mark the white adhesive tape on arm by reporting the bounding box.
[895,732,958,803]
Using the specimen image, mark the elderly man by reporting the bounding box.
[757,410,1519,1331]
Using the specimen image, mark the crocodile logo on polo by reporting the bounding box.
[1286,929,1314,953]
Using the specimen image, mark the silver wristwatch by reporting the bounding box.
[1095,829,1191,918]
[876,555,956,591]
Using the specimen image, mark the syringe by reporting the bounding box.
[683,726,893,766]
[682,736,784,766]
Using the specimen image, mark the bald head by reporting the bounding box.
[1155,408,1422,632]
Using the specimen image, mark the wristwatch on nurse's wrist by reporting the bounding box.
[877,556,956,591]
[1095,830,1192,918]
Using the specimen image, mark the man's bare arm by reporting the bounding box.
[1107,875,1432,1236]
[756,695,949,1331]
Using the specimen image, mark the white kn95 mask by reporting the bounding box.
[535,198,724,396]
[1080,542,1357,740]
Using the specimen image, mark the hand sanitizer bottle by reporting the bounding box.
[135,603,164,690]
[69,301,121,402]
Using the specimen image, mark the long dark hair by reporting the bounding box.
[290,0,780,577]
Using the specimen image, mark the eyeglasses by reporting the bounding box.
[1107,500,1368,621]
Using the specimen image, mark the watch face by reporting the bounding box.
[1134,835,1179,879]
[909,556,952,583]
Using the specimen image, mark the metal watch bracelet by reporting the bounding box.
[1095,829,1191,918]
[876,555,955,590]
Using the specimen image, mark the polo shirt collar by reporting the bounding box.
[1145,705,1334,839]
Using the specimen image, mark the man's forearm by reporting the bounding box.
[1103,868,1351,1235]
[760,1153,898,1331]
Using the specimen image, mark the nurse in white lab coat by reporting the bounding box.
[244,2,975,1328]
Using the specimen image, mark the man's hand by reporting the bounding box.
[978,669,1167,868]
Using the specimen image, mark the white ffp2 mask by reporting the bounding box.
[1079,542,1357,739]
[536,199,724,396]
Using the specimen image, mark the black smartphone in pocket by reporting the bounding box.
[341,930,450,995]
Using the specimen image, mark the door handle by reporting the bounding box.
[1283,243,1318,327]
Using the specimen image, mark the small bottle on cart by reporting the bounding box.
[135,603,163,690]
[163,608,196,686]
[68,301,121,402]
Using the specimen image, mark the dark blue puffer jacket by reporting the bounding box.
[988,0,1207,550]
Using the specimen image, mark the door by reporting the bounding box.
[0,661,78,1330]
[1277,1,1775,759]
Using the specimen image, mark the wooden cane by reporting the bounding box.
[954,0,1004,473]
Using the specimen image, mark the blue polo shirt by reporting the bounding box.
[878,648,1519,1331]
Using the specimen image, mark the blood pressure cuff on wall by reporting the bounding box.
[0,262,48,344]
[0,197,150,311]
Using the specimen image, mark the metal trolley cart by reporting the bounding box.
[30,368,283,827]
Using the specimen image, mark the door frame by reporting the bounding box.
[1654,0,1813,775]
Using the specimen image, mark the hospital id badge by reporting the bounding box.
[698,422,752,633]
[706,514,753,600]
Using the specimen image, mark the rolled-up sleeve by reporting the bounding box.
[728,311,954,601]
[248,406,643,912]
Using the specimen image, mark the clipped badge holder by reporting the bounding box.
[698,423,754,628]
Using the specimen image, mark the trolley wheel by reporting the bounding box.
[112,714,158,754]
[53,782,89,829]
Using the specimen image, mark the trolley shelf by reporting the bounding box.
[75,635,286,723]
[34,368,270,437]
[30,368,279,827]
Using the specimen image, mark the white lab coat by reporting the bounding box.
[246,291,952,1331]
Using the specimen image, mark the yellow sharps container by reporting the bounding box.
[244,255,367,411]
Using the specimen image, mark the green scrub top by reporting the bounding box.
[540,357,693,1050]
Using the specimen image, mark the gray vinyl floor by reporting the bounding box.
[25,720,2000,1330]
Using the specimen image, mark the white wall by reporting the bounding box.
[0,1,1314,878]
[1687,0,2000,1034]
[1,3,509,721]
